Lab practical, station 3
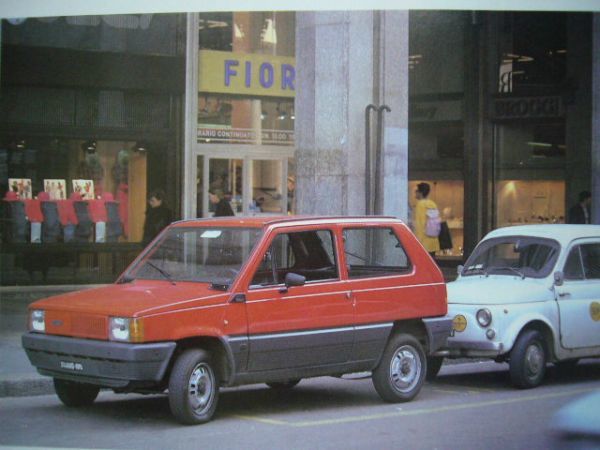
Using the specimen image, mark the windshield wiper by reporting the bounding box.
[485,266,525,279]
[146,261,176,285]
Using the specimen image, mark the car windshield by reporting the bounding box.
[125,226,263,285]
[461,236,559,279]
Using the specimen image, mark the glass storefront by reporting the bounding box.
[1,14,183,285]
[492,12,567,229]
[194,12,296,217]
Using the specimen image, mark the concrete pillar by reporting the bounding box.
[182,13,199,220]
[295,11,409,220]
[592,13,600,223]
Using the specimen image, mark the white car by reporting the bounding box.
[431,224,600,388]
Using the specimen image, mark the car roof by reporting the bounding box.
[171,215,402,229]
[484,224,600,246]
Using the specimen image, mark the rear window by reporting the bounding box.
[343,227,411,279]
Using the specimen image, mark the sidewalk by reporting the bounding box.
[0,285,104,397]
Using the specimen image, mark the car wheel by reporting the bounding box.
[168,349,219,425]
[509,330,547,389]
[54,378,100,407]
[266,379,301,389]
[426,356,444,381]
[372,333,426,402]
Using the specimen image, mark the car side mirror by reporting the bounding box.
[554,271,564,287]
[285,272,306,288]
[279,272,306,293]
[457,265,464,276]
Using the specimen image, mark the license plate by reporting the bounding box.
[60,361,84,371]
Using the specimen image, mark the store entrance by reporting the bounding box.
[194,146,294,218]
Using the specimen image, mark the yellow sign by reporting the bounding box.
[590,302,600,322]
[452,315,467,332]
[199,50,295,98]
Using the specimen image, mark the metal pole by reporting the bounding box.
[365,104,377,215]
[374,105,391,215]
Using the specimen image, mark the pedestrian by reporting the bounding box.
[413,182,441,257]
[567,191,591,224]
[209,190,235,217]
[142,189,172,245]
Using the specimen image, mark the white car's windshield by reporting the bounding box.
[125,227,263,286]
[462,236,559,279]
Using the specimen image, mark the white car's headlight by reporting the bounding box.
[108,317,144,342]
[30,310,45,332]
[476,308,492,327]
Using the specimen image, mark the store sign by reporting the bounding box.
[198,126,294,145]
[199,50,295,98]
[492,96,564,120]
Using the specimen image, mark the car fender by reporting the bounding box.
[501,312,558,355]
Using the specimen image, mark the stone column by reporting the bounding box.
[295,11,409,220]
[592,13,600,223]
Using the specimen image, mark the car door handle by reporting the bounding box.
[345,292,352,300]
[558,291,570,297]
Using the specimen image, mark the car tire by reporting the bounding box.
[426,356,444,381]
[372,333,426,402]
[509,329,547,389]
[54,378,100,407]
[168,349,219,425]
[266,379,301,389]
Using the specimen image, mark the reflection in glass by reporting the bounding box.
[128,227,263,285]
[250,160,283,214]
[208,159,243,215]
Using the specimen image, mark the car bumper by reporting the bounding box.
[445,339,504,358]
[423,316,454,354]
[22,332,176,388]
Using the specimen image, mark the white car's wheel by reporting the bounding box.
[509,330,547,389]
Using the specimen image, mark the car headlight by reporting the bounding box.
[109,317,144,342]
[29,310,45,332]
[476,308,492,328]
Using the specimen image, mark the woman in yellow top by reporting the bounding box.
[414,182,440,256]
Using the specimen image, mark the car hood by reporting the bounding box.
[31,280,229,317]
[448,275,552,305]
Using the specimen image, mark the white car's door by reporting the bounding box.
[556,239,600,349]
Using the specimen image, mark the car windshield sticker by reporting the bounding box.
[201,230,222,239]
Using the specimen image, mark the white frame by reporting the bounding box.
[192,144,294,218]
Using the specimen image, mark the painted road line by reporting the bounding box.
[233,386,598,428]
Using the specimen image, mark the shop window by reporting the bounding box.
[408,180,464,257]
[493,123,565,228]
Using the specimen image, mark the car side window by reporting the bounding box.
[563,246,584,280]
[581,243,600,279]
[343,227,411,279]
[250,230,338,287]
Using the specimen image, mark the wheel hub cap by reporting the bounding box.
[188,363,214,413]
[525,344,543,376]
[390,345,421,392]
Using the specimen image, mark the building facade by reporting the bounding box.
[1,10,598,285]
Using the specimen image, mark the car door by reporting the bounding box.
[243,226,355,372]
[341,224,443,363]
[556,240,600,349]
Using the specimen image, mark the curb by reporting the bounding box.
[0,375,54,398]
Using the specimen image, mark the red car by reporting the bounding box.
[23,216,451,424]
